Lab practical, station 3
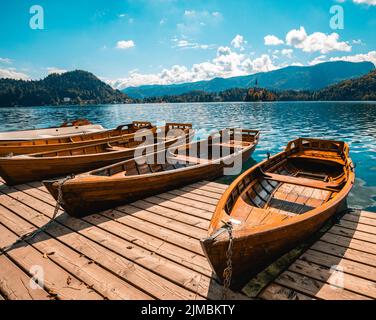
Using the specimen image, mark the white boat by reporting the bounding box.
[0,120,105,141]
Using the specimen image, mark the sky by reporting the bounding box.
[0,0,375,89]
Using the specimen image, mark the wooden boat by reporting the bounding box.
[0,123,193,186]
[0,119,105,141]
[201,138,355,288]
[43,128,260,217]
[0,121,155,156]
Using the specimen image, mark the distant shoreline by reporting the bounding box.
[0,100,376,108]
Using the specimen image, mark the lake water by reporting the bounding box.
[0,101,375,212]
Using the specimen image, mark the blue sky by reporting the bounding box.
[0,0,375,88]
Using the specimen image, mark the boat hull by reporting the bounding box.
[201,196,348,289]
[44,143,257,217]
[0,124,105,141]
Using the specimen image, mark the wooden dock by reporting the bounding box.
[0,179,375,300]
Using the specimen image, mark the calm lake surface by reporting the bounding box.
[0,101,375,212]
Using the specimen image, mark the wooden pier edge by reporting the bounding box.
[0,178,375,300]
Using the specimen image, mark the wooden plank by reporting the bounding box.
[131,200,210,230]
[144,196,213,220]
[181,185,223,200]
[290,259,376,299]
[258,283,315,300]
[0,254,51,300]
[195,181,229,190]
[265,173,340,190]
[327,225,376,245]
[348,210,376,220]
[0,222,102,300]
[156,192,216,213]
[341,213,376,227]
[189,182,227,195]
[311,241,376,268]
[320,232,376,256]
[275,270,370,300]
[336,219,376,235]
[0,205,163,300]
[114,204,207,239]
[302,249,376,282]
[0,190,208,299]
[168,189,219,206]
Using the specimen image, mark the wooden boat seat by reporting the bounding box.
[264,172,340,191]
[290,151,344,163]
[230,196,290,226]
[172,154,210,164]
[296,171,328,181]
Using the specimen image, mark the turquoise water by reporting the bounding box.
[0,102,375,212]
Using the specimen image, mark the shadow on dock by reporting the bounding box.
[253,208,376,300]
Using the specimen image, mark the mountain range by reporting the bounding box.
[123,61,375,99]
[0,70,131,107]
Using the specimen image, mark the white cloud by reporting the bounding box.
[0,68,29,80]
[281,49,293,58]
[309,55,328,65]
[160,18,166,25]
[47,67,68,75]
[231,35,246,50]
[352,39,364,45]
[0,57,12,64]
[329,51,376,66]
[290,62,304,67]
[308,51,376,66]
[108,46,279,89]
[353,0,376,5]
[212,11,222,17]
[116,40,135,49]
[285,26,351,54]
[171,38,214,50]
[264,35,284,46]
[184,10,196,17]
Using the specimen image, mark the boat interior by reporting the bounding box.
[224,139,350,228]
[0,121,154,147]
[91,129,259,178]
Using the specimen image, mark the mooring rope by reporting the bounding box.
[0,174,74,256]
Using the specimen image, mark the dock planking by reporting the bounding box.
[0,178,375,300]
